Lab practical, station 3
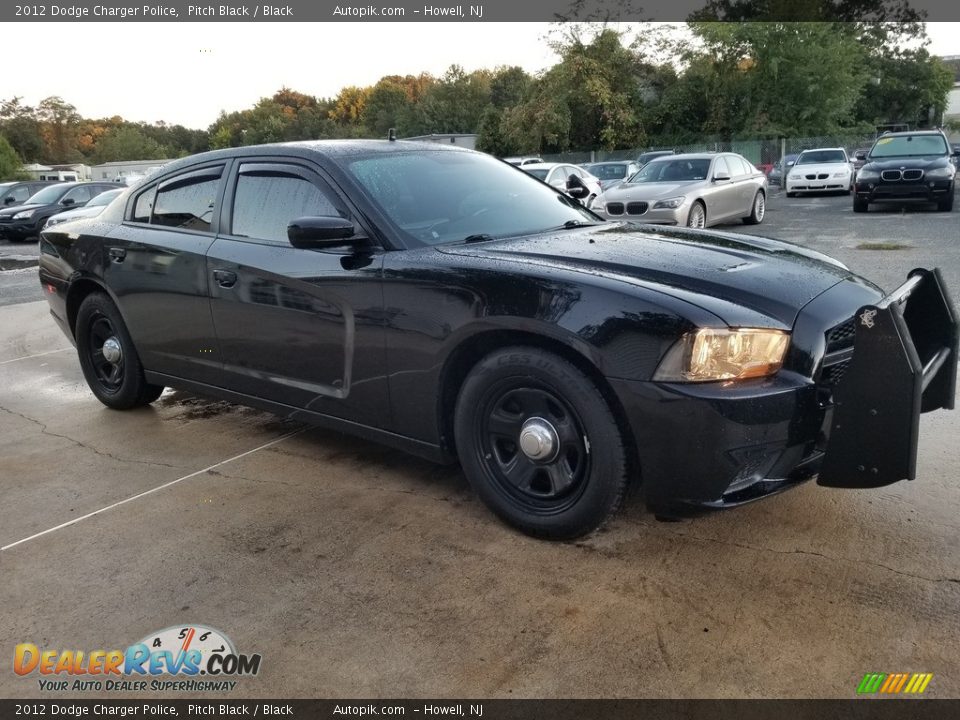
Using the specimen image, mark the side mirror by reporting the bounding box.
[855,151,867,161]
[713,171,731,182]
[60,198,76,206]
[565,174,590,199]
[3,197,15,205]
[287,216,362,249]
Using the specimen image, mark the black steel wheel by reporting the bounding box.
[454,347,629,540]
[76,293,164,409]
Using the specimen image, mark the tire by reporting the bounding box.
[853,196,869,213]
[75,292,164,409]
[742,190,765,225]
[786,192,796,198]
[686,201,706,228]
[454,347,629,540]
[937,191,954,212]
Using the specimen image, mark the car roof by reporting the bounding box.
[877,130,946,138]
[584,161,633,166]
[798,147,846,153]
[520,162,571,171]
[647,152,719,162]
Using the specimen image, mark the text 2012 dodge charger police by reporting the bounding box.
[38,140,958,539]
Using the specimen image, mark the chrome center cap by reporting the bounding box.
[102,337,122,364]
[518,417,559,462]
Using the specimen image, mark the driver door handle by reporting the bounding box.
[213,269,238,288]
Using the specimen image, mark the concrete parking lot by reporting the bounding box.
[1,189,958,699]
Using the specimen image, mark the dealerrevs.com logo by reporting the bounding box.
[14,625,261,692]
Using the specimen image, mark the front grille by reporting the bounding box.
[881,169,902,181]
[825,318,856,353]
[605,202,624,215]
[902,169,923,181]
[819,317,857,391]
[626,202,648,215]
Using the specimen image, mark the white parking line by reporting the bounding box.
[0,347,71,365]
[1,428,304,552]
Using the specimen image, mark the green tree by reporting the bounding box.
[0,97,43,162]
[0,134,26,180]
[37,96,83,163]
[94,126,169,163]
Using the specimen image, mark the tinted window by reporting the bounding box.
[632,158,711,183]
[232,167,344,244]
[62,186,92,204]
[25,185,69,205]
[524,168,548,180]
[9,185,32,203]
[728,156,751,176]
[133,186,156,223]
[152,168,222,232]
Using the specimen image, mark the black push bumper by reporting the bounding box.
[817,268,958,488]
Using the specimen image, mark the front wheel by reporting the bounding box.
[742,191,765,225]
[454,347,629,540]
[76,293,164,409]
[853,196,869,213]
[686,201,706,228]
[937,192,954,212]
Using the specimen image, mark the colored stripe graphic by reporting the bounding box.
[857,672,932,694]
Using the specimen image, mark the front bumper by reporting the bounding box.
[854,178,953,203]
[787,174,851,192]
[0,218,40,240]
[609,269,957,513]
[597,201,686,225]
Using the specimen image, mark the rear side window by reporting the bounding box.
[231,164,345,244]
[130,165,223,232]
[9,185,31,203]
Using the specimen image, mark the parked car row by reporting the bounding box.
[0,181,125,241]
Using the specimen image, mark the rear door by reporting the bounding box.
[205,159,389,427]
[103,163,226,385]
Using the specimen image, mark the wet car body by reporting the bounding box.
[37,140,957,538]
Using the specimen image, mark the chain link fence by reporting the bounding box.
[541,133,881,172]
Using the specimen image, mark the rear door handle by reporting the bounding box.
[213,269,238,288]
[108,247,126,263]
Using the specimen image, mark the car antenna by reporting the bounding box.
[388,128,397,142]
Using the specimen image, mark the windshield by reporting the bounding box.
[585,164,628,181]
[523,168,549,180]
[629,158,711,183]
[870,135,948,158]
[346,151,597,246]
[24,185,69,205]
[797,150,847,164]
[87,189,123,207]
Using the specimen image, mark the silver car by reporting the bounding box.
[594,153,768,228]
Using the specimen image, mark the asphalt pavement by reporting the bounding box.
[1,188,958,699]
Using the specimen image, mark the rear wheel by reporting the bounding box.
[742,191,765,225]
[686,201,706,228]
[853,196,869,213]
[76,293,164,409]
[454,347,629,540]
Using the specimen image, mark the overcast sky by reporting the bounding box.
[4,22,957,129]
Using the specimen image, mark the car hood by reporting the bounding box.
[863,155,951,170]
[438,224,863,327]
[600,182,697,201]
[790,162,850,175]
[0,203,42,218]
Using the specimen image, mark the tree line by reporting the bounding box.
[1,18,954,180]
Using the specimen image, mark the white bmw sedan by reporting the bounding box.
[785,148,854,196]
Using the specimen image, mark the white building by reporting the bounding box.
[22,163,91,181]
[91,159,173,182]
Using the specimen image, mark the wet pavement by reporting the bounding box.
[0,190,958,699]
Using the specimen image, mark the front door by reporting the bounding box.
[206,160,388,428]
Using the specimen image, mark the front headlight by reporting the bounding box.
[653,196,686,209]
[832,171,849,178]
[925,166,955,179]
[788,174,801,180]
[44,216,64,229]
[13,210,34,220]
[590,194,604,210]
[653,328,790,382]
[857,168,880,181]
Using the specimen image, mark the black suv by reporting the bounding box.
[0,180,57,209]
[853,130,956,212]
[0,181,123,241]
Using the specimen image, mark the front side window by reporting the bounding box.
[62,186,92,204]
[152,167,222,232]
[231,166,345,244]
